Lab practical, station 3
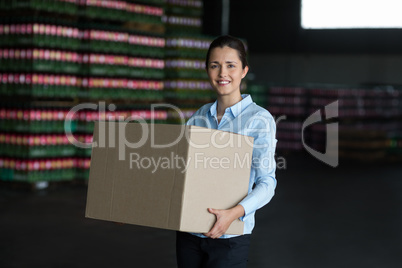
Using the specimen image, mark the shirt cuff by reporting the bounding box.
[238,201,251,222]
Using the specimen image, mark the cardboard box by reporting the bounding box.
[85,121,254,235]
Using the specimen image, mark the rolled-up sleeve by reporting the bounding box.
[239,111,277,221]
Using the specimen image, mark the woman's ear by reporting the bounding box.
[242,66,249,79]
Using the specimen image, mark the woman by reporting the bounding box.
[176,35,277,268]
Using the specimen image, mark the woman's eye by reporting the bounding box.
[210,65,218,69]
[228,64,235,68]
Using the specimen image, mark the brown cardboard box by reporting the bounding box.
[85,121,254,235]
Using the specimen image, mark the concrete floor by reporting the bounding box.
[1,152,401,268]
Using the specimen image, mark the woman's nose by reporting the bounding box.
[219,67,227,77]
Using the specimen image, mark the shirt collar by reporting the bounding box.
[209,94,253,118]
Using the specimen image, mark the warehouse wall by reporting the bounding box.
[225,0,402,54]
[248,53,402,85]
[203,0,402,86]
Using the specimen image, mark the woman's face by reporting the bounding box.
[206,46,249,98]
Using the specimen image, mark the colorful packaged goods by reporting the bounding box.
[84,0,163,24]
[0,109,76,133]
[0,134,92,158]
[0,0,171,184]
[75,109,168,133]
[0,157,76,182]
[86,78,164,100]
[0,73,81,98]
[165,59,206,79]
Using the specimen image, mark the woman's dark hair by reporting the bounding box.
[205,35,248,70]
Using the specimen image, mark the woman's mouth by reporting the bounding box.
[218,80,230,85]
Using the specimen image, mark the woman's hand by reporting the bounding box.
[203,205,245,239]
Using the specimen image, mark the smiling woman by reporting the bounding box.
[207,46,248,109]
[176,35,278,268]
[204,36,249,124]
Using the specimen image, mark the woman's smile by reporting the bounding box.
[217,80,231,86]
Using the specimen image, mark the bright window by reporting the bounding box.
[301,0,402,29]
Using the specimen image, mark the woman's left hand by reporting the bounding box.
[204,205,245,239]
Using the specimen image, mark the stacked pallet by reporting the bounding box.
[163,0,214,123]
[0,0,168,186]
[267,86,308,151]
[308,85,402,161]
[249,83,402,162]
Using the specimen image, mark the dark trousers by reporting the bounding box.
[176,231,251,268]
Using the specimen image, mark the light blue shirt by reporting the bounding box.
[186,94,277,239]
